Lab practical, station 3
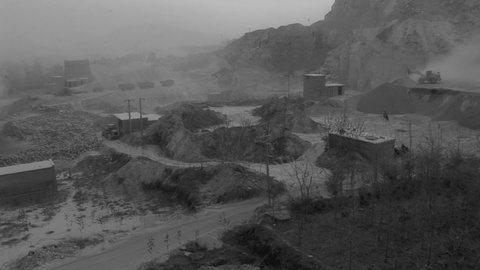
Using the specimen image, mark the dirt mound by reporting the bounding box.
[253,97,326,134]
[199,126,310,163]
[74,149,131,177]
[409,88,480,129]
[200,164,284,203]
[103,158,282,208]
[357,83,415,114]
[358,84,480,129]
[103,157,170,199]
[156,102,225,132]
[145,102,309,163]
[144,114,205,161]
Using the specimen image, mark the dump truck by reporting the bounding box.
[102,124,120,140]
[418,70,442,84]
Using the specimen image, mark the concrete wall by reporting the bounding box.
[328,133,395,163]
[0,167,57,206]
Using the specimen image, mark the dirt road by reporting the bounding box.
[42,197,264,270]
[36,139,327,270]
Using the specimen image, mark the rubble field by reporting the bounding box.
[0,110,103,166]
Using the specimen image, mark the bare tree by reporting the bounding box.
[323,108,366,138]
[286,159,325,246]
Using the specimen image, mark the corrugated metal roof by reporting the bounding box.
[113,112,162,121]
[113,112,142,120]
[144,114,162,121]
[0,160,55,176]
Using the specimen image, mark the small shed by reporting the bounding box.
[0,160,57,206]
[328,132,395,162]
[113,112,162,134]
[303,74,344,100]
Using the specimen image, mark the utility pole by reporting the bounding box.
[282,73,291,138]
[139,98,145,145]
[255,125,273,208]
[124,99,134,134]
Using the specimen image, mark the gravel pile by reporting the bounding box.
[0,111,102,166]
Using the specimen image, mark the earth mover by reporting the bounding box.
[102,124,120,140]
[418,70,442,84]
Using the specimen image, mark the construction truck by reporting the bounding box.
[102,124,120,140]
[418,70,442,84]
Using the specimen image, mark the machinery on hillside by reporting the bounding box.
[102,124,120,140]
[418,70,442,84]
[409,69,442,84]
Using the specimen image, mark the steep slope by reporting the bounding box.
[219,0,480,91]
[219,24,330,72]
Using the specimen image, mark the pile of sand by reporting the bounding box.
[357,83,480,129]
[357,83,415,114]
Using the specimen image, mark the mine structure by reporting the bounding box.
[303,73,344,100]
[0,160,57,206]
[328,131,395,163]
[45,59,94,94]
[110,112,162,135]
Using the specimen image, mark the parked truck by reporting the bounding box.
[102,124,120,140]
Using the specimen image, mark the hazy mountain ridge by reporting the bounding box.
[219,0,480,90]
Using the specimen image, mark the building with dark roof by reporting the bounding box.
[64,60,93,82]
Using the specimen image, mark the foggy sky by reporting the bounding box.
[1,0,335,62]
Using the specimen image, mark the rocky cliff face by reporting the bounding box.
[323,0,480,90]
[219,23,330,72]
[219,0,480,91]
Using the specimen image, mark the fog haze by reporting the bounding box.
[1,0,335,61]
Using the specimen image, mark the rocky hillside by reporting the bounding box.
[219,24,330,72]
[219,0,480,91]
